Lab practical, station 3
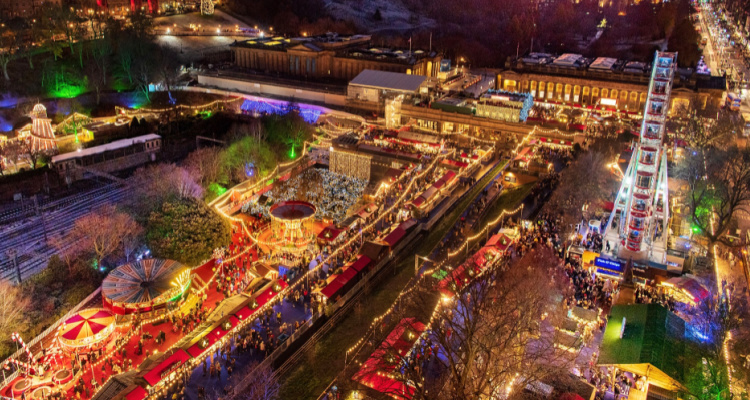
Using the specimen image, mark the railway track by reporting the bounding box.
[0,184,130,282]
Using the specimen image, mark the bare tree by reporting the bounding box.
[348,246,578,400]
[544,149,620,237]
[129,163,204,214]
[678,145,750,247]
[183,146,224,189]
[676,104,737,150]
[49,234,86,275]
[19,139,43,170]
[426,246,577,400]
[0,281,29,336]
[68,204,142,266]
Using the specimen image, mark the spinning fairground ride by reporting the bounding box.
[256,201,317,257]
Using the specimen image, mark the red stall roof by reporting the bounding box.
[433,179,446,189]
[410,197,425,208]
[143,349,192,386]
[352,318,426,399]
[350,256,372,272]
[125,386,148,400]
[383,228,407,247]
[341,267,358,281]
[442,170,456,182]
[486,233,514,252]
[442,159,468,168]
[320,280,344,300]
[317,226,343,242]
[234,306,253,321]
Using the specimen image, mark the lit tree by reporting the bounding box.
[201,0,215,16]
[0,25,19,81]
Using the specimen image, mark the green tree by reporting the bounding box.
[221,136,276,185]
[146,198,231,266]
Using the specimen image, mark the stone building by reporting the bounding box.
[498,54,726,115]
[232,33,442,81]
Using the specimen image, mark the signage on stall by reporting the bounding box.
[594,257,623,273]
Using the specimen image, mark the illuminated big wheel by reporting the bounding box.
[266,201,316,254]
[59,309,115,348]
[102,259,192,315]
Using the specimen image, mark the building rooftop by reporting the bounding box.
[232,32,372,52]
[51,134,161,164]
[599,304,689,390]
[349,70,427,93]
[552,53,586,67]
[341,47,439,65]
[589,57,618,71]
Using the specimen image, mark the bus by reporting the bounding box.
[742,113,750,137]
[727,93,742,111]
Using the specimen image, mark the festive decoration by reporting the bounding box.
[10,333,35,370]
[330,149,371,181]
[240,99,322,124]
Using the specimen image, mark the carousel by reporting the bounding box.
[58,308,115,348]
[259,201,317,255]
[102,259,192,315]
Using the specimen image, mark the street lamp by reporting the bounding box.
[414,255,432,274]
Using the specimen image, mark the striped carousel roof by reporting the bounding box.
[59,309,114,343]
[102,259,189,305]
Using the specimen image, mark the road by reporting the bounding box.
[697,4,750,105]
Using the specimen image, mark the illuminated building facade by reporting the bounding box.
[498,54,725,115]
[0,0,60,18]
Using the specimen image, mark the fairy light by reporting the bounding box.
[109,146,453,399]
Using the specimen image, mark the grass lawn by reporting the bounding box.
[278,161,516,399]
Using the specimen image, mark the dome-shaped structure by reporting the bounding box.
[31,104,47,119]
[102,259,192,315]
[58,308,115,348]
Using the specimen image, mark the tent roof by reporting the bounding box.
[599,304,687,390]
[350,69,427,92]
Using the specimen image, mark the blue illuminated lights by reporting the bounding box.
[240,99,322,124]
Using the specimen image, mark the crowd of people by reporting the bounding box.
[634,284,676,311]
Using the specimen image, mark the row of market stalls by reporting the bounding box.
[350,228,521,398]
[118,277,289,400]
[316,218,419,303]
[408,170,457,210]
[436,230,517,297]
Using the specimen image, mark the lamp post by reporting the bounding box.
[414,255,432,275]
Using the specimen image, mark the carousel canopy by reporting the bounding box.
[60,309,114,346]
[102,259,190,306]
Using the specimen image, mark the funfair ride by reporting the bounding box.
[604,51,675,262]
